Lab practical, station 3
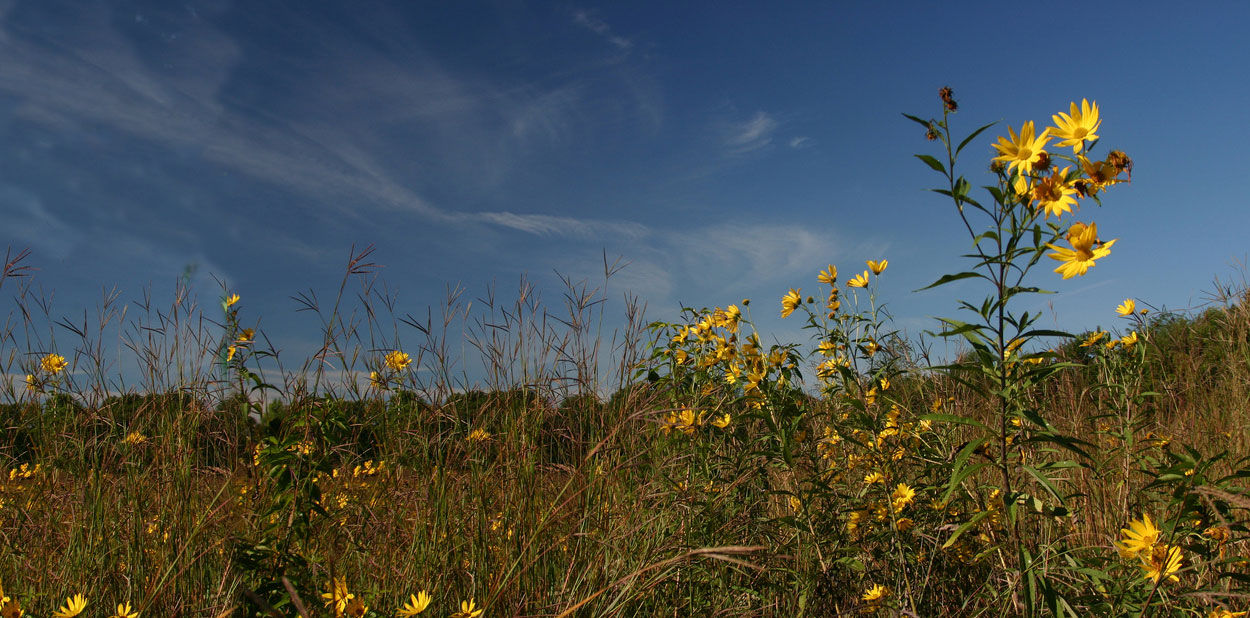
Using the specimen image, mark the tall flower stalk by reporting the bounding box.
[908,88,1131,613]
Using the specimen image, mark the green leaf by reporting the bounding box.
[915,154,946,173]
[956,121,997,156]
[1018,328,1073,339]
[941,509,990,549]
[1023,465,1066,504]
[942,445,990,504]
[915,271,985,292]
[902,113,934,130]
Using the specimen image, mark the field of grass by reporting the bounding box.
[4,96,1250,617]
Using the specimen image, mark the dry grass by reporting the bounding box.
[2,246,1250,616]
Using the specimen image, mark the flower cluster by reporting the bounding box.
[1118,514,1183,583]
[990,100,1132,279]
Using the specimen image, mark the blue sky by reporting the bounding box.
[2,1,1248,388]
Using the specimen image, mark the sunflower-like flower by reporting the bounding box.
[1117,513,1161,559]
[322,577,355,616]
[847,271,870,288]
[1050,99,1101,153]
[866,259,888,275]
[891,483,916,513]
[1079,331,1108,348]
[41,353,68,375]
[1075,155,1126,197]
[384,350,412,371]
[818,264,838,285]
[1032,167,1079,218]
[1116,299,1136,316]
[52,594,87,618]
[110,603,139,618]
[1208,610,1248,618]
[780,288,802,318]
[862,583,889,603]
[992,121,1051,177]
[1141,544,1183,583]
[1046,222,1116,279]
[397,591,432,617]
[450,599,483,618]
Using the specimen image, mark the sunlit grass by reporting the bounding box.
[2,93,1250,617]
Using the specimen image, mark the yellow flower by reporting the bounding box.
[344,597,368,617]
[467,428,492,443]
[780,288,802,319]
[40,353,68,375]
[1208,609,1248,618]
[450,598,483,618]
[866,259,888,275]
[1141,544,1183,583]
[0,600,18,618]
[862,583,889,603]
[1076,154,1126,197]
[23,374,36,392]
[369,371,385,389]
[52,594,87,618]
[1032,167,1079,218]
[1050,99,1101,153]
[1079,331,1108,347]
[1046,221,1116,279]
[322,577,355,616]
[1205,525,1232,543]
[224,293,241,308]
[1120,331,1139,348]
[226,346,237,362]
[847,271,870,288]
[818,264,838,285]
[110,603,138,618]
[863,471,885,485]
[1116,299,1136,316]
[891,483,916,512]
[1117,514,1161,559]
[992,121,1051,177]
[123,431,147,446]
[710,413,732,428]
[237,328,255,343]
[384,350,412,371]
[397,591,432,616]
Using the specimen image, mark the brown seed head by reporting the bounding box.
[1033,151,1050,172]
[990,160,1006,175]
[925,122,939,141]
[1106,150,1133,179]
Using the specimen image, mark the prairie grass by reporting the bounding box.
[3,97,1250,617]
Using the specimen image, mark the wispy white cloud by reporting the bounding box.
[509,86,585,146]
[0,184,81,259]
[724,111,778,154]
[0,4,651,244]
[572,9,633,52]
[473,211,649,240]
[789,136,812,149]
